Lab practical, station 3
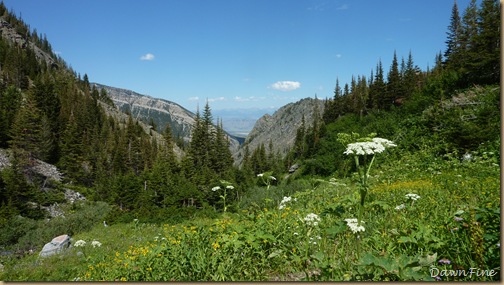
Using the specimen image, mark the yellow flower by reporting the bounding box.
[120,277,127,281]
[212,242,220,250]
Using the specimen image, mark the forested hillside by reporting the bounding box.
[0,1,238,231]
[0,0,500,281]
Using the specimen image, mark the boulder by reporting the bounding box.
[39,234,71,258]
[288,163,300,174]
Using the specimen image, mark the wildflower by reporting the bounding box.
[345,218,365,234]
[91,240,102,248]
[395,204,406,210]
[304,213,321,226]
[257,173,264,177]
[269,176,277,181]
[343,138,396,156]
[454,216,463,222]
[211,186,220,191]
[438,258,451,265]
[405,193,421,201]
[278,196,294,210]
[226,185,234,190]
[462,153,472,162]
[294,232,299,236]
[74,240,86,247]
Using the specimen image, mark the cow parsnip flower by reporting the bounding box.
[343,138,396,156]
[345,218,365,234]
[405,193,421,201]
[304,213,320,226]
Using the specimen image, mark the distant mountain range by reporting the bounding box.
[93,83,240,153]
[212,108,276,138]
[93,83,323,166]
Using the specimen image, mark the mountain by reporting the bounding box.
[93,83,240,153]
[234,97,324,165]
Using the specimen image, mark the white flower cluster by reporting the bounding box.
[304,213,321,226]
[344,138,396,156]
[345,218,365,234]
[211,186,220,192]
[395,204,406,210]
[405,193,421,201]
[278,196,297,210]
[74,240,86,247]
[91,240,102,248]
[226,185,234,190]
[257,173,276,180]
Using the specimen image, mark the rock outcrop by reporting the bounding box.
[234,97,324,165]
[39,234,72,258]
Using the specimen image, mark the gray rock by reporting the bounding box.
[41,203,65,218]
[39,234,71,258]
[64,189,86,204]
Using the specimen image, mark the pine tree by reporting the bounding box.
[9,93,50,167]
[452,0,478,86]
[403,51,420,98]
[0,86,22,147]
[210,118,233,177]
[58,112,85,183]
[444,0,463,69]
[470,0,500,84]
[369,60,386,110]
[293,114,306,159]
[386,51,402,108]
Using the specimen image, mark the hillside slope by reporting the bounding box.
[235,97,324,164]
[93,83,240,154]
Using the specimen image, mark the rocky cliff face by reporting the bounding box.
[234,97,324,165]
[0,17,59,68]
[93,83,240,154]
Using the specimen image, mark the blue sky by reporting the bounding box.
[5,0,472,112]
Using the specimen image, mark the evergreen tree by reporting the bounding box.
[386,51,402,108]
[0,86,22,147]
[403,51,420,98]
[210,118,233,177]
[470,0,500,84]
[293,114,306,159]
[369,60,386,110]
[444,0,463,69]
[9,93,50,166]
[58,112,85,183]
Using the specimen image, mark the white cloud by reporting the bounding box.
[269,81,301,91]
[188,96,199,101]
[234,96,263,102]
[208,97,225,102]
[140,53,155,61]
